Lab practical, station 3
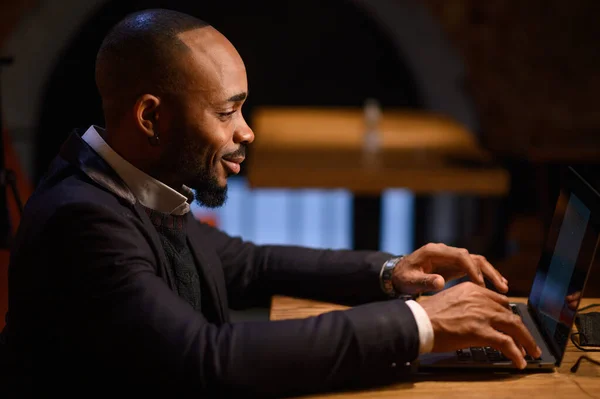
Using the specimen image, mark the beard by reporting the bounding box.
[159,128,229,209]
[191,172,228,208]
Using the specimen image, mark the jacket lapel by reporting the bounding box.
[60,129,228,322]
[60,130,176,290]
[186,215,229,323]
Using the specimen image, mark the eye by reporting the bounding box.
[217,110,237,120]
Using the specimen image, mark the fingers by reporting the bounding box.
[565,291,581,310]
[418,243,510,292]
[477,286,510,307]
[411,273,446,292]
[565,291,581,302]
[418,274,446,292]
[422,244,485,287]
[484,329,528,369]
[472,254,509,293]
[487,301,541,360]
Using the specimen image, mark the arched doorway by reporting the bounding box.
[33,0,483,255]
[35,0,423,178]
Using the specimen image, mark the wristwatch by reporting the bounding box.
[379,256,404,298]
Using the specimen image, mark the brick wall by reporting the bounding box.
[420,1,600,296]
[422,0,600,158]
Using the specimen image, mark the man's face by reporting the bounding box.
[157,28,254,208]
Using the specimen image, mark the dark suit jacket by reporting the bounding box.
[1,131,419,397]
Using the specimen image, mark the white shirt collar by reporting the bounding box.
[81,125,191,215]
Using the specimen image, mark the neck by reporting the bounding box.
[147,165,184,192]
[103,127,160,181]
[103,125,185,191]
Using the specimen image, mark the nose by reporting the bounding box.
[234,116,254,145]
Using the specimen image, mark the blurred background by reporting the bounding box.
[1,0,600,324]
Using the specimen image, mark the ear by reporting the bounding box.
[134,94,161,138]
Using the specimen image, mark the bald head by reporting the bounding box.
[94,9,252,208]
[95,9,210,124]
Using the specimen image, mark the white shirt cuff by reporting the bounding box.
[404,300,434,354]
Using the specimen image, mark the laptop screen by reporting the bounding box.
[528,168,600,361]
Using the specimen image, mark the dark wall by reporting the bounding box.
[423,0,600,158]
[36,0,421,181]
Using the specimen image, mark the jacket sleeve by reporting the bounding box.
[194,220,394,309]
[46,203,419,397]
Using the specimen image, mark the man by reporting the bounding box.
[1,9,539,397]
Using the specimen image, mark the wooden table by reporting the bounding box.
[247,107,509,195]
[270,295,600,398]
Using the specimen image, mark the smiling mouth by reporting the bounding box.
[221,157,244,175]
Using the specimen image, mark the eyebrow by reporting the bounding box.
[226,92,248,102]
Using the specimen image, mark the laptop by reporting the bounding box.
[417,166,600,371]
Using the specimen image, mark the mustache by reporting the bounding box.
[223,144,247,159]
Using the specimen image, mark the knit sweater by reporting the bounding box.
[142,206,202,311]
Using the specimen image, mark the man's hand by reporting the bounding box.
[420,282,542,369]
[392,243,508,295]
[566,291,581,311]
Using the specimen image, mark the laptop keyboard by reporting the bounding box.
[456,305,542,363]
